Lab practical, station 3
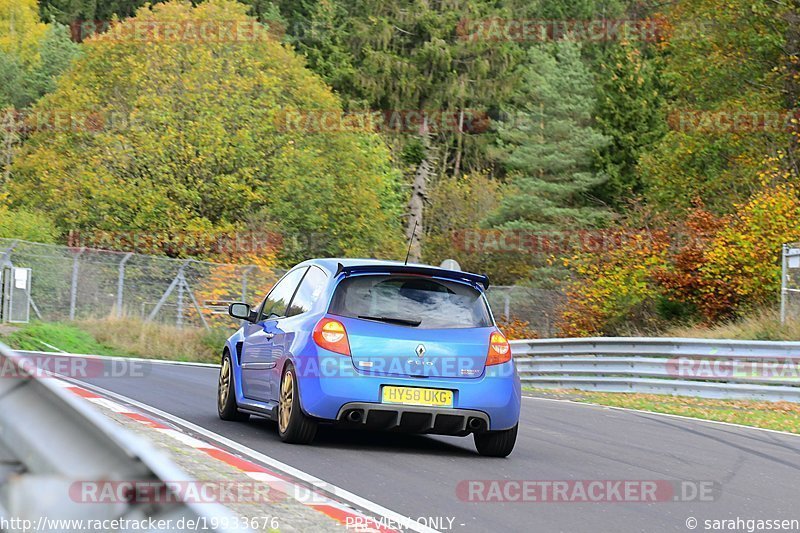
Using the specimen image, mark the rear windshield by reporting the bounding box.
[329,275,492,329]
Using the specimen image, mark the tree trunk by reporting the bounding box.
[452,109,464,178]
[1,109,19,187]
[405,118,433,263]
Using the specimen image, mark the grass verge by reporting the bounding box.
[0,319,228,363]
[0,322,129,355]
[79,318,227,363]
[525,388,800,434]
[662,308,800,341]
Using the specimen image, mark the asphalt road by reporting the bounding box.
[70,360,799,533]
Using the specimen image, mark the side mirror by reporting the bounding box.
[229,302,254,322]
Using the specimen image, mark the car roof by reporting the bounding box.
[294,258,489,288]
[296,258,429,273]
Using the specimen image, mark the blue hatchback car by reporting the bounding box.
[218,259,521,457]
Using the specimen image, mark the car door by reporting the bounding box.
[240,267,307,401]
[265,265,329,396]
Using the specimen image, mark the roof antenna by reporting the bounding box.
[404,220,418,265]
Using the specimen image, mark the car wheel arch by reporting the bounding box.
[279,358,315,418]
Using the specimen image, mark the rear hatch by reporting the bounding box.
[329,274,494,379]
[340,318,492,378]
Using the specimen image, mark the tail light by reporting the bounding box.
[486,331,511,366]
[313,317,351,356]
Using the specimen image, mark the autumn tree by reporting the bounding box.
[280,0,519,262]
[8,0,404,262]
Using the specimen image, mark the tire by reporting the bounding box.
[218,351,249,422]
[277,363,317,444]
[474,424,518,457]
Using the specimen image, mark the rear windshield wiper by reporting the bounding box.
[357,315,422,327]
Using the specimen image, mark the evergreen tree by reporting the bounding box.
[280,0,518,261]
[489,41,610,230]
[592,38,665,205]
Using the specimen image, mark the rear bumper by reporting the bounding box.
[336,402,489,436]
[295,351,521,431]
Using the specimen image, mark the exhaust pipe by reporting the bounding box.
[468,417,483,430]
[346,410,364,423]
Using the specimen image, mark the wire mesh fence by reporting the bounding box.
[484,285,565,337]
[781,243,800,323]
[0,238,283,330]
[0,238,566,336]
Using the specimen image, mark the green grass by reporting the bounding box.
[1,322,130,355]
[525,388,800,434]
[0,320,228,363]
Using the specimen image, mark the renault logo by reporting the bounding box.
[415,344,426,357]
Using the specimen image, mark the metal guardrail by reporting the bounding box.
[0,342,246,532]
[511,337,800,402]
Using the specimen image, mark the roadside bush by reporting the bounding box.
[558,229,669,336]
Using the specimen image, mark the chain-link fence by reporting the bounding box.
[0,238,283,330]
[0,238,565,335]
[485,285,565,337]
[781,243,800,323]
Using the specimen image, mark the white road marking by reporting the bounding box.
[62,377,438,533]
[17,349,220,368]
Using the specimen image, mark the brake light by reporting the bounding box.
[486,331,511,366]
[313,318,351,356]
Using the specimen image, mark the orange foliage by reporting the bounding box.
[497,317,538,340]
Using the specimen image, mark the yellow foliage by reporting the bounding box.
[0,0,47,64]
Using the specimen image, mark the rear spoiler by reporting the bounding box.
[335,263,490,290]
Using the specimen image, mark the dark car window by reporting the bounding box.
[329,275,492,329]
[259,267,307,320]
[286,266,328,317]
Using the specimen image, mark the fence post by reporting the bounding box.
[176,269,184,329]
[0,239,17,266]
[69,248,84,321]
[146,268,181,323]
[781,243,788,324]
[242,265,256,303]
[0,240,16,323]
[180,274,210,332]
[116,252,133,318]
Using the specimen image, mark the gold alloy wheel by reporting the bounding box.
[279,370,294,433]
[218,357,230,410]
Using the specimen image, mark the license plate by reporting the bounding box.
[381,386,453,407]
